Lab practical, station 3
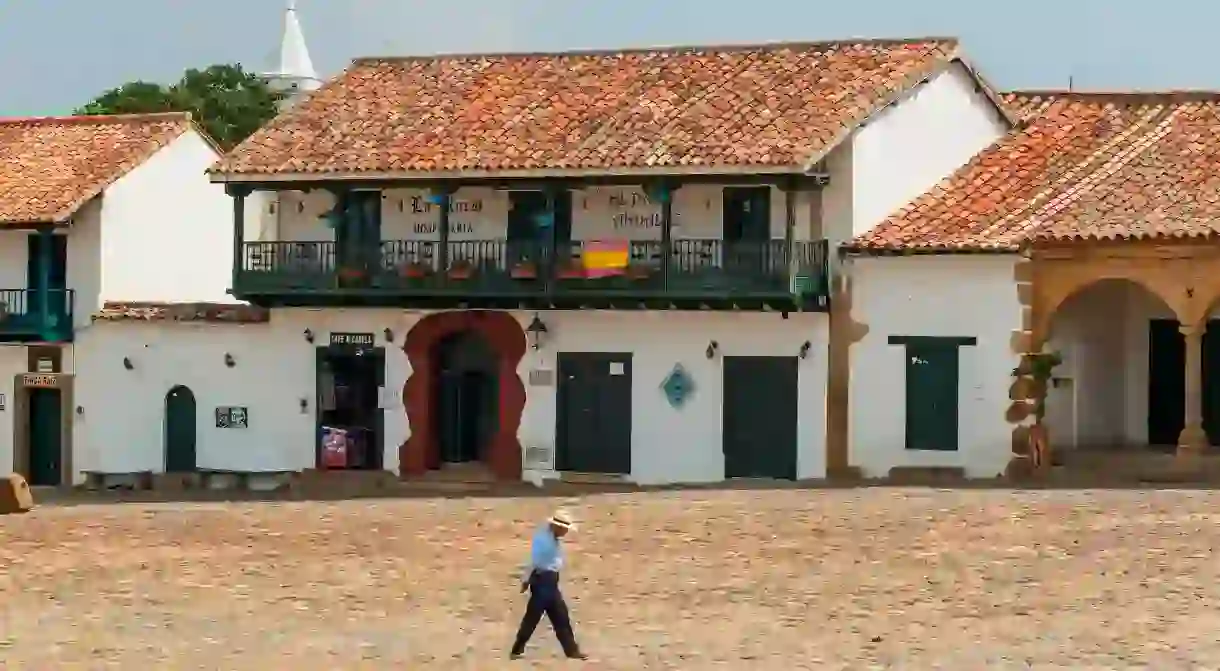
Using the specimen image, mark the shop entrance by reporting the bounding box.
[434,329,499,466]
[317,334,385,470]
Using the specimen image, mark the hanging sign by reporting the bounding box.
[22,374,59,389]
[329,332,375,348]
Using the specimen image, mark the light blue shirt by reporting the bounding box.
[528,525,564,575]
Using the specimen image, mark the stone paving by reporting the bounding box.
[3,488,1220,669]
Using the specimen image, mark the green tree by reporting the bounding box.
[76,64,283,150]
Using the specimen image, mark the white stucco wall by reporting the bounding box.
[519,311,828,484]
[820,63,1009,251]
[0,345,28,474]
[848,255,1021,477]
[72,308,827,484]
[262,184,822,244]
[98,130,235,304]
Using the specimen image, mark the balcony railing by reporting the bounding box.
[0,289,75,341]
[238,239,829,307]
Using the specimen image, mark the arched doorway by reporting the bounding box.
[435,330,500,465]
[164,385,197,473]
[401,310,527,480]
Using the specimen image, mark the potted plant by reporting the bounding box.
[447,260,475,280]
[401,262,431,279]
[337,266,367,282]
[510,260,538,280]
[626,263,654,281]
[1009,350,1063,474]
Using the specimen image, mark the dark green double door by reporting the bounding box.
[722,356,798,479]
[556,353,631,474]
[1148,319,1220,446]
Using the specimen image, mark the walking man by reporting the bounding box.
[510,509,587,660]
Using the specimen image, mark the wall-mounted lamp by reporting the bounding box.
[76,405,84,415]
[798,341,812,359]
[383,327,395,343]
[224,353,236,368]
[299,398,309,414]
[303,329,315,343]
[705,341,720,360]
[122,357,134,371]
[525,313,549,351]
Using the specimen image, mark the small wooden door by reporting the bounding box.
[164,385,198,473]
[335,191,381,284]
[722,356,799,479]
[903,342,962,451]
[27,388,62,486]
[556,353,632,474]
[722,187,772,278]
[26,233,68,323]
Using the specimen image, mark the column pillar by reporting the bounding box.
[226,185,251,293]
[36,225,53,336]
[657,181,675,289]
[434,187,454,273]
[1178,322,1209,458]
[782,177,797,286]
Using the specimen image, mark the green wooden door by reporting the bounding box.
[722,356,799,479]
[26,233,68,333]
[27,388,62,486]
[556,353,632,474]
[164,385,198,473]
[903,343,962,451]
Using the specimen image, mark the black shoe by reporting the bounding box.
[510,652,523,660]
[566,651,588,660]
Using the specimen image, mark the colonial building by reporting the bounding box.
[0,112,234,486]
[843,91,1220,479]
[71,35,1014,487]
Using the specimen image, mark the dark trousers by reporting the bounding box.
[511,571,580,656]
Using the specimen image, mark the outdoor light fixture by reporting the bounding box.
[122,357,134,371]
[224,353,236,368]
[383,327,394,343]
[303,329,315,343]
[300,398,309,414]
[798,341,812,359]
[705,341,720,359]
[525,313,549,351]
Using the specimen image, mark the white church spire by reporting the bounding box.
[264,0,321,107]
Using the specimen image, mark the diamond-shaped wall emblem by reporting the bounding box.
[661,364,695,409]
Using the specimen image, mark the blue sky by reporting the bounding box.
[0,0,1215,116]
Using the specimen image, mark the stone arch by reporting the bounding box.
[401,310,526,480]
[1033,271,1186,350]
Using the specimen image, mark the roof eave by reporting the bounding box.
[207,163,815,184]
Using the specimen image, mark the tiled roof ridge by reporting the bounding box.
[0,112,193,127]
[351,36,960,64]
[979,105,1177,242]
[1024,107,1182,238]
[92,301,270,324]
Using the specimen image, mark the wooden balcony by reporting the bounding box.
[0,289,75,341]
[235,239,829,310]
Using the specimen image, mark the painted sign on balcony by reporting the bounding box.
[388,188,509,241]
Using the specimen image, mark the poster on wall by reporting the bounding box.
[215,406,249,429]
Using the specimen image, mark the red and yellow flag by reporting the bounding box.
[581,240,629,278]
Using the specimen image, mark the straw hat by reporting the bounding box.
[549,509,575,530]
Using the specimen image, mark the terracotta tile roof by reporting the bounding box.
[849,91,1220,252]
[0,113,196,225]
[92,302,269,324]
[212,38,988,179]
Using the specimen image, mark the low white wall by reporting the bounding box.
[520,311,829,484]
[71,309,417,478]
[71,308,828,484]
[848,255,1022,478]
[0,345,27,474]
